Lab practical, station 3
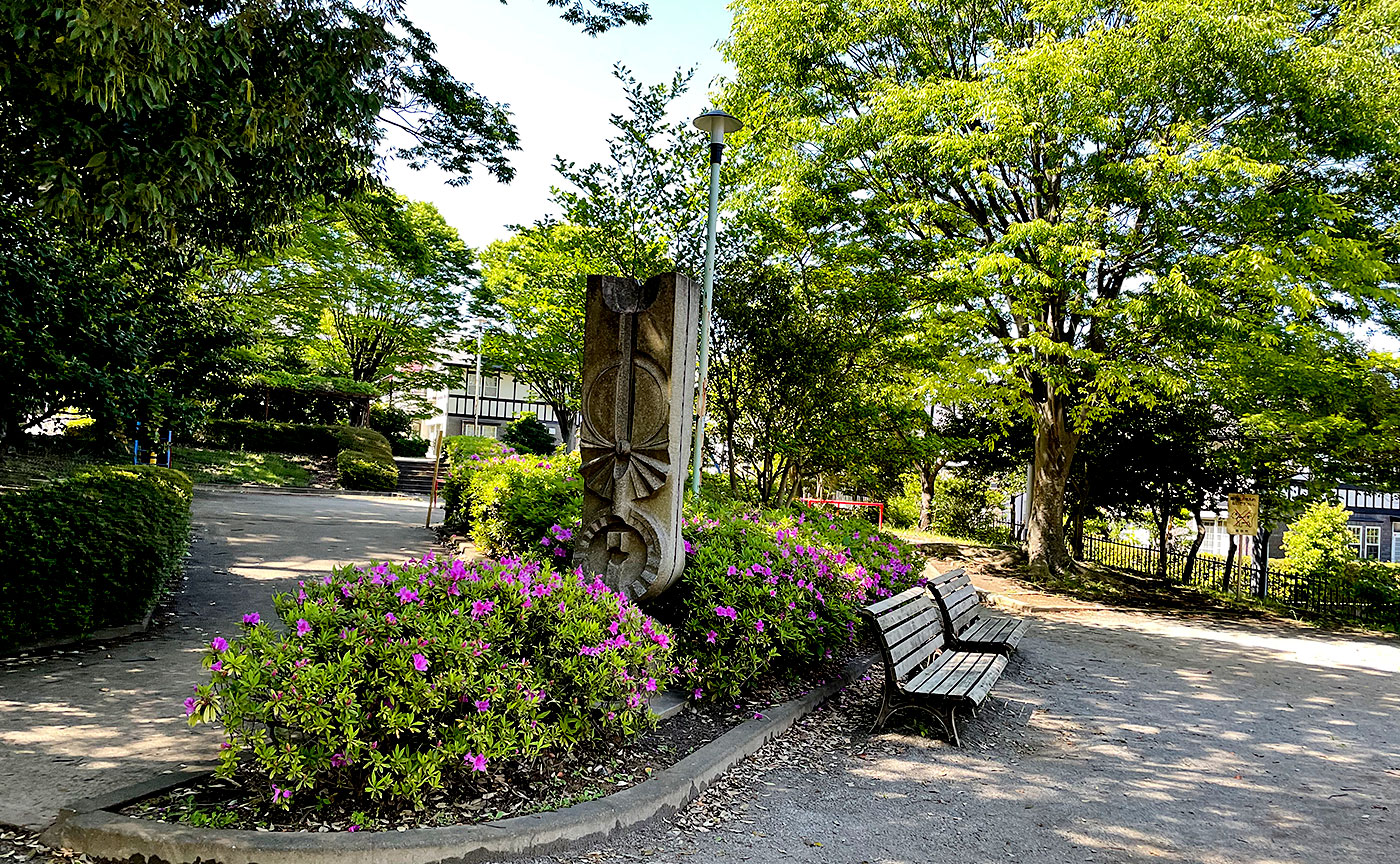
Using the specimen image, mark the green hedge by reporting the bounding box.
[440,436,508,530]
[201,419,342,455]
[469,454,582,556]
[332,427,398,491]
[0,465,192,650]
[201,420,397,491]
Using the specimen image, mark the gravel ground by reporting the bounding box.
[7,607,1398,864]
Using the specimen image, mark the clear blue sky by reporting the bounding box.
[383,1,736,253]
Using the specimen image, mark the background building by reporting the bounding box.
[411,349,562,452]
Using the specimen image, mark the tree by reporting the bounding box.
[207,194,473,422]
[474,223,615,449]
[474,67,702,449]
[0,210,244,444]
[0,0,650,250]
[551,65,707,280]
[501,411,557,456]
[725,0,1400,573]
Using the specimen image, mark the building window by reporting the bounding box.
[463,374,500,398]
[1200,519,1230,557]
[447,394,469,415]
[1347,524,1382,560]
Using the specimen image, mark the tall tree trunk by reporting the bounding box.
[917,459,946,532]
[1182,505,1206,585]
[1223,533,1238,593]
[1027,400,1078,576]
[1154,506,1172,580]
[725,412,737,498]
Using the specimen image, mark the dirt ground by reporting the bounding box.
[0,489,434,830]
[528,607,1400,864]
[4,530,1397,863]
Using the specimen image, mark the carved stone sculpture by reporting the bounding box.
[574,272,699,601]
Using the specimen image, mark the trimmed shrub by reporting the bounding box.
[187,555,674,809]
[368,404,414,441]
[332,427,399,491]
[439,436,509,531]
[1281,501,1356,576]
[336,449,398,491]
[927,474,1007,541]
[0,465,192,650]
[201,419,340,456]
[500,411,556,456]
[657,504,921,701]
[391,436,430,458]
[469,454,582,556]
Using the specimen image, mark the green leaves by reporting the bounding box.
[190,554,674,810]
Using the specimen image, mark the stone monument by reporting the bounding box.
[574,272,699,601]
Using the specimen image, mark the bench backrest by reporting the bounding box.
[863,586,949,689]
[929,566,981,635]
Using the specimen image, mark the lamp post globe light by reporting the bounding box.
[689,108,742,495]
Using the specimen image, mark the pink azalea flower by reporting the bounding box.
[706,630,717,644]
[644,678,658,692]
[295,619,311,637]
[465,753,488,772]
[241,613,260,626]
[412,653,429,672]
[210,637,228,652]
[183,696,197,716]
[755,619,765,633]
[475,699,490,712]
[692,688,703,700]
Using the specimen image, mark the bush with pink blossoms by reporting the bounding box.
[186,554,673,809]
[658,504,921,701]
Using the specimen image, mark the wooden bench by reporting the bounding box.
[927,566,1027,655]
[862,586,1008,744]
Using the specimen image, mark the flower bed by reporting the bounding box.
[653,503,923,702]
[184,553,673,816]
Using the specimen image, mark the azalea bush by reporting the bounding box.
[655,504,921,701]
[468,453,582,557]
[187,554,673,809]
[439,436,508,529]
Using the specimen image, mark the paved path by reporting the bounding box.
[545,608,1400,864]
[0,490,434,830]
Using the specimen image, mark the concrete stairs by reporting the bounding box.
[394,457,441,496]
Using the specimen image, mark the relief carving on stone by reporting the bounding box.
[574,272,699,601]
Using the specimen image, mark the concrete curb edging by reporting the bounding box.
[41,655,877,864]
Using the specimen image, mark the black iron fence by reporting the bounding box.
[1009,522,1399,627]
[1081,534,1263,596]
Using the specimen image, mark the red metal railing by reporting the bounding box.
[797,498,884,529]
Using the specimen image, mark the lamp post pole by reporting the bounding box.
[689,109,742,496]
[473,327,483,437]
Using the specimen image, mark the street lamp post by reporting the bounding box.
[689,108,742,496]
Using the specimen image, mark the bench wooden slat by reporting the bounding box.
[946,586,981,632]
[887,607,944,663]
[866,586,925,617]
[875,594,934,631]
[892,631,945,681]
[906,650,982,695]
[962,617,1027,649]
[965,655,1010,704]
[902,651,970,694]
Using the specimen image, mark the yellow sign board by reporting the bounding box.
[1226,493,1260,536]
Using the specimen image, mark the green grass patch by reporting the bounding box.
[171,447,312,487]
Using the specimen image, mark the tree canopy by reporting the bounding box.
[724,0,1400,572]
